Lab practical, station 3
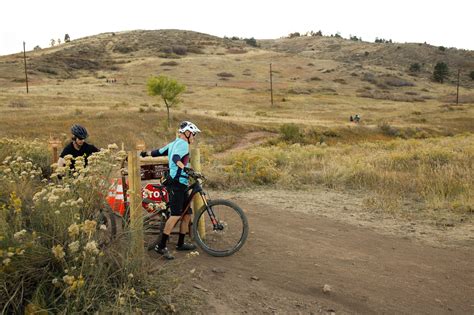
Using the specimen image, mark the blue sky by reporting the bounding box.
[1,0,473,55]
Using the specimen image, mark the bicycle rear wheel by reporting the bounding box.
[143,209,167,250]
[192,199,248,257]
[94,205,117,248]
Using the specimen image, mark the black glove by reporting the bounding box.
[140,151,148,158]
[183,166,195,175]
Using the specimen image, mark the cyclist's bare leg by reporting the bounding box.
[158,214,194,254]
[163,216,180,235]
[179,214,191,234]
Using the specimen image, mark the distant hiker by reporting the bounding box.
[140,121,201,260]
[354,114,361,123]
[350,115,354,122]
[58,124,99,169]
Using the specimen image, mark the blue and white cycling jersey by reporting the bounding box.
[151,138,190,185]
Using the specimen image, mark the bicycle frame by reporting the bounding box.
[180,179,222,230]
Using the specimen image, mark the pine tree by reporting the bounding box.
[433,62,449,83]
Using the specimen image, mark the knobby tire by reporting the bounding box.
[192,199,249,257]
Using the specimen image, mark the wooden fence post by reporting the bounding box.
[128,151,144,265]
[191,147,205,238]
[48,138,62,164]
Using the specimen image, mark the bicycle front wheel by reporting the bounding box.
[192,199,249,257]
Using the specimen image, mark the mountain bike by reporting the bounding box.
[114,160,249,257]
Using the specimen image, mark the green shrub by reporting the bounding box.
[225,152,280,185]
[227,48,247,54]
[244,37,257,47]
[333,78,347,84]
[280,124,303,143]
[322,130,340,138]
[217,72,234,78]
[378,122,400,137]
[160,46,173,54]
[375,38,392,43]
[37,67,58,75]
[160,61,179,66]
[362,73,377,84]
[433,62,449,83]
[112,45,135,54]
[172,46,187,55]
[384,76,414,87]
[310,30,322,36]
[409,63,421,72]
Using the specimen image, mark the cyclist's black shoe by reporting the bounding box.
[176,243,197,251]
[154,246,175,260]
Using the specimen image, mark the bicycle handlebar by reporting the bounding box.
[187,170,206,181]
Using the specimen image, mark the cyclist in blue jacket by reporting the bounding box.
[141,121,201,259]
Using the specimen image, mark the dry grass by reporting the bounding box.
[208,134,473,221]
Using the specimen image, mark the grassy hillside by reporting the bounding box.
[0,29,472,212]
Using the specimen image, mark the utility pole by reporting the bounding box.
[270,63,274,106]
[23,42,29,93]
[456,69,460,105]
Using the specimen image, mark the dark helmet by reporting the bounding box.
[71,124,88,139]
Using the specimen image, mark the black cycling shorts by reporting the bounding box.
[168,181,192,216]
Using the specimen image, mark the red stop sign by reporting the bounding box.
[142,183,168,212]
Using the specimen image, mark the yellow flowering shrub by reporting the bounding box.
[1,138,180,313]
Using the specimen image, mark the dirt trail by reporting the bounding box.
[149,188,474,314]
[214,131,278,158]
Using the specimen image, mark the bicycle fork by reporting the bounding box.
[198,192,224,231]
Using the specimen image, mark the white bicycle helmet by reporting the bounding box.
[179,121,201,135]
